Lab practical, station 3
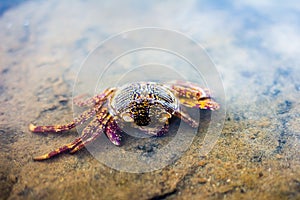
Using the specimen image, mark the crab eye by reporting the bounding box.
[121,113,134,122]
[159,112,171,122]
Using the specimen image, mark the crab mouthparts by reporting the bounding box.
[134,116,151,126]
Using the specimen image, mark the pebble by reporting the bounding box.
[198,177,207,184]
[8,174,17,183]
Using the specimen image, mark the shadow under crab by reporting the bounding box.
[29,81,220,161]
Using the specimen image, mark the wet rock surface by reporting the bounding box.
[0,1,299,200]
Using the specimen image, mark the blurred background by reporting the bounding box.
[0,0,299,199]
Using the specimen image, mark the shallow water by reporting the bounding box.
[0,1,299,199]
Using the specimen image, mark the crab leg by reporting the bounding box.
[29,88,115,133]
[174,110,199,128]
[69,108,118,153]
[69,120,105,154]
[179,97,220,111]
[73,88,115,107]
[29,102,104,133]
[33,138,81,161]
[33,117,101,160]
[156,120,170,137]
[69,128,104,154]
[168,81,219,110]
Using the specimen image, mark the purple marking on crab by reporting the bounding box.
[156,123,169,137]
[105,119,122,146]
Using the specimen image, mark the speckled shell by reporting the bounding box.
[109,82,179,116]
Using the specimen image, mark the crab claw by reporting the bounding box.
[105,119,122,146]
[196,98,220,111]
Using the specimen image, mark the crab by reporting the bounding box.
[29,81,219,160]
